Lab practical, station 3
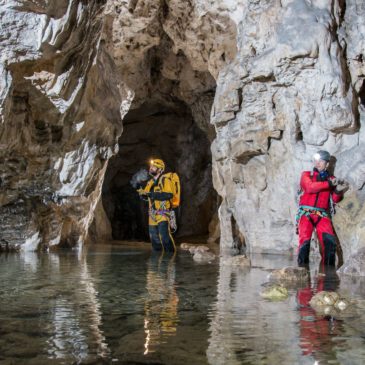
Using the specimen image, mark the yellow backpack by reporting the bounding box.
[162,172,181,208]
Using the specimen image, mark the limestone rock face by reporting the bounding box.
[212,0,365,260]
[1,0,365,262]
[0,1,128,249]
[337,247,365,277]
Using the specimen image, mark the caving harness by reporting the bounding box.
[295,205,329,234]
[149,204,178,233]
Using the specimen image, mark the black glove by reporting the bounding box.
[146,192,173,201]
[335,183,348,194]
[328,177,338,187]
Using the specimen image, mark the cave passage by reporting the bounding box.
[102,100,217,242]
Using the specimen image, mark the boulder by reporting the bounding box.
[309,291,353,316]
[268,267,309,282]
[193,251,216,263]
[180,243,195,251]
[221,255,251,268]
[337,248,365,277]
[189,245,210,254]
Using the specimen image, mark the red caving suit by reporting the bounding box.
[297,168,343,266]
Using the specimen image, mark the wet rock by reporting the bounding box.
[221,255,251,268]
[180,243,195,251]
[260,285,288,301]
[189,245,210,255]
[309,291,352,316]
[310,291,340,306]
[334,298,351,311]
[337,247,365,277]
[180,243,211,254]
[0,238,9,252]
[193,250,216,263]
[268,266,309,282]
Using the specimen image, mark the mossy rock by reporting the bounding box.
[260,285,288,301]
[269,266,309,282]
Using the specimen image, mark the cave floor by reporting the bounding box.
[0,245,364,364]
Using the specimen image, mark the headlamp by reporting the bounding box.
[313,153,321,161]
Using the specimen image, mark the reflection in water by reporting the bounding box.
[206,254,365,365]
[206,258,242,365]
[1,249,365,364]
[144,252,179,355]
[297,264,343,362]
[0,249,110,363]
[46,249,109,361]
[47,298,87,360]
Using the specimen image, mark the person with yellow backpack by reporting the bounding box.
[137,158,180,252]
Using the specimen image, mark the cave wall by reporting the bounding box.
[0,0,365,264]
[210,0,365,259]
[0,1,129,250]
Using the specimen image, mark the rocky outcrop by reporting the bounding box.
[0,1,365,263]
[0,0,233,250]
[0,1,128,250]
[212,0,365,260]
[337,247,365,276]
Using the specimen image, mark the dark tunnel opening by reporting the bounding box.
[101,100,218,242]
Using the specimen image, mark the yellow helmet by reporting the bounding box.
[150,158,165,171]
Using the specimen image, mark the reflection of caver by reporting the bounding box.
[297,265,341,360]
[144,252,179,355]
[296,150,347,266]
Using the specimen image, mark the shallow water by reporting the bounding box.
[0,244,364,365]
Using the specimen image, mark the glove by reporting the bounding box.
[335,183,348,193]
[328,177,338,187]
[137,188,148,196]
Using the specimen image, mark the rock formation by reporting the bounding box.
[0,1,365,268]
[212,0,365,259]
[0,1,126,250]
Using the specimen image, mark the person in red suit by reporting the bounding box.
[296,150,347,266]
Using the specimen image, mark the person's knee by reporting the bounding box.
[322,233,336,266]
[158,222,176,252]
[149,226,162,250]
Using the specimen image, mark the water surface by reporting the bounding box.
[0,244,364,364]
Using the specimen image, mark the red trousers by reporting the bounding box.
[297,215,336,266]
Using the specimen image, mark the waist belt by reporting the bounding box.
[295,206,329,234]
[296,206,329,221]
[149,207,171,220]
[299,205,327,213]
